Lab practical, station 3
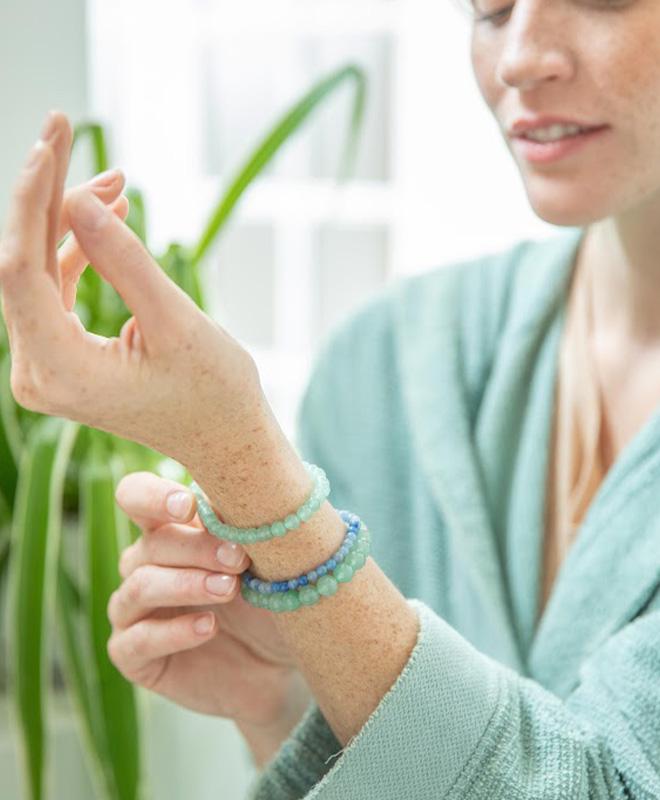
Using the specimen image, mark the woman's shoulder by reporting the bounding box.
[323,230,577,356]
[306,228,582,412]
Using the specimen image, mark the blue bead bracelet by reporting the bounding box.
[240,510,371,612]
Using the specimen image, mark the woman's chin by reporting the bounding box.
[525,193,608,228]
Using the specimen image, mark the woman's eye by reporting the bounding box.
[474,3,513,24]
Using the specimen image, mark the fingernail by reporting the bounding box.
[205,574,235,596]
[216,541,245,568]
[193,613,215,635]
[40,111,57,141]
[75,192,108,232]
[90,168,122,187]
[167,491,192,519]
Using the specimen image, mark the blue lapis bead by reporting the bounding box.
[307,570,318,582]
[288,579,297,590]
[327,558,337,569]
[299,575,309,586]
[317,565,328,576]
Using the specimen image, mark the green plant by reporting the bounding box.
[0,62,367,800]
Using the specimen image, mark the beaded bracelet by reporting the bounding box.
[240,510,371,612]
[189,461,330,544]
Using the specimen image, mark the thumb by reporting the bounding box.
[66,187,195,345]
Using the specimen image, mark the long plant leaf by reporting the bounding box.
[124,187,148,245]
[81,431,142,800]
[190,63,367,268]
[0,350,24,511]
[72,122,109,174]
[55,556,111,799]
[6,416,81,800]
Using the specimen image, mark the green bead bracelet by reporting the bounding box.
[189,461,330,545]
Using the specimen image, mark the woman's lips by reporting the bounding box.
[511,125,611,164]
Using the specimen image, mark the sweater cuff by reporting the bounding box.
[246,598,504,799]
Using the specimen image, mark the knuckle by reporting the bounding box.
[127,623,151,660]
[107,589,121,625]
[10,367,44,412]
[118,544,136,577]
[106,634,122,667]
[126,566,150,604]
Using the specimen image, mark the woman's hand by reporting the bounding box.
[109,470,311,735]
[0,110,266,469]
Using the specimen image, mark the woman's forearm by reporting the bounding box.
[188,401,420,748]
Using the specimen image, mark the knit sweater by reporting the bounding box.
[245,225,660,799]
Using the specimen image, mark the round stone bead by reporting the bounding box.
[298,505,313,521]
[333,563,354,583]
[298,586,320,606]
[316,575,338,596]
[316,565,328,577]
[270,593,287,612]
[282,591,301,611]
[245,530,259,544]
[284,514,300,530]
[270,521,287,537]
[345,549,367,569]
[257,525,271,540]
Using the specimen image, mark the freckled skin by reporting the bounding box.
[468,0,660,467]
[469,0,660,227]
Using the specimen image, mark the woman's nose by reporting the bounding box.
[495,5,574,90]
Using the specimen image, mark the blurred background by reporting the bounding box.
[0,0,562,797]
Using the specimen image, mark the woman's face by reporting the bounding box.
[470,0,660,227]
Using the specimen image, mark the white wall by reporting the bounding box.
[0,0,88,226]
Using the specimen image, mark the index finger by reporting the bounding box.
[43,111,73,289]
[0,138,65,347]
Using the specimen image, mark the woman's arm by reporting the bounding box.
[185,397,420,749]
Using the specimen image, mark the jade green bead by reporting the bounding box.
[316,575,338,596]
[245,530,259,544]
[245,588,260,605]
[282,591,301,611]
[257,525,271,539]
[333,563,354,583]
[298,586,320,606]
[298,505,313,521]
[345,549,367,569]
[270,521,287,537]
[270,593,287,612]
[284,514,300,530]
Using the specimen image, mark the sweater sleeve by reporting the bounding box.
[245,283,660,799]
[246,597,660,800]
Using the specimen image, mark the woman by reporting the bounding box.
[2,0,659,794]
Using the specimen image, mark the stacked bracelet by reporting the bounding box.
[189,462,370,613]
[189,461,330,544]
[240,510,371,612]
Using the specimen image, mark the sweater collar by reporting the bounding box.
[396,226,660,694]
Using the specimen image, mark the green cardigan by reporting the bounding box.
[246,226,660,799]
